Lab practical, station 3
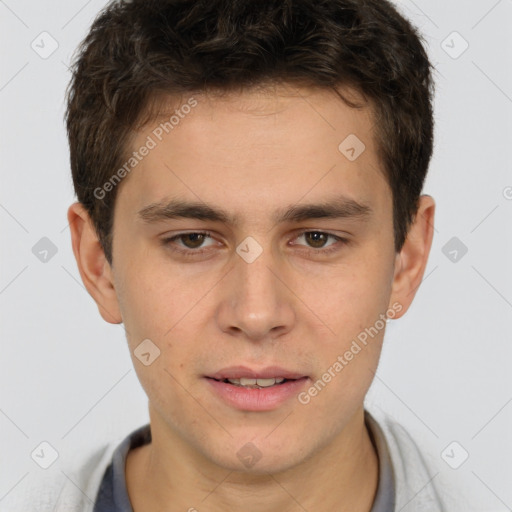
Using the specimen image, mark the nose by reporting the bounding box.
[215,242,296,342]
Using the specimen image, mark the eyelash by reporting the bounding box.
[160,230,348,258]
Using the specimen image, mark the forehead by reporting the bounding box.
[116,85,391,221]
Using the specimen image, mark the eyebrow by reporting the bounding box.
[137,195,372,225]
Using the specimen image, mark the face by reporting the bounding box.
[78,85,419,474]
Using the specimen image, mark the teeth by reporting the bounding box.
[254,378,278,387]
[226,377,286,388]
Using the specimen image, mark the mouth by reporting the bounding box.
[204,365,309,411]
[205,365,308,389]
[207,376,301,389]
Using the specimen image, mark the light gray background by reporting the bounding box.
[1,0,511,510]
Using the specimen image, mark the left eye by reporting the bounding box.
[294,231,340,250]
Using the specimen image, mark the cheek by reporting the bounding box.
[301,248,395,396]
[115,269,191,409]
[317,262,393,337]
[301,269,392,412]
[116,260,200,344]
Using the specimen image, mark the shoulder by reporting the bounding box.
[0,439,118,512]
[366,408,479,512]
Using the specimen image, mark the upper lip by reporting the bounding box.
[206,366,307,380]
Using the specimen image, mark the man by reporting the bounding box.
[5,0,469,510]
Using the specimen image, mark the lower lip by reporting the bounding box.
[205,377,309,411]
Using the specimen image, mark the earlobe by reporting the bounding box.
[388,195,435,319]
[67,202,123,324]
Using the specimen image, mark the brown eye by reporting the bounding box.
[292,231,347,256]
[161,232,215,254]
[304,232,330,249]
[179,233,208,249]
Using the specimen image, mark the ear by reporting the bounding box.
[67,202,122,324]
[388,195,435,318]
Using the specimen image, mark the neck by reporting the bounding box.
[126,407,379,512]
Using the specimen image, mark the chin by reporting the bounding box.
[201,437,308,476]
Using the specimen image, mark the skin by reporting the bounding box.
[68,84,435,512]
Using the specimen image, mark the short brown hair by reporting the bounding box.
[65,0,435,265]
